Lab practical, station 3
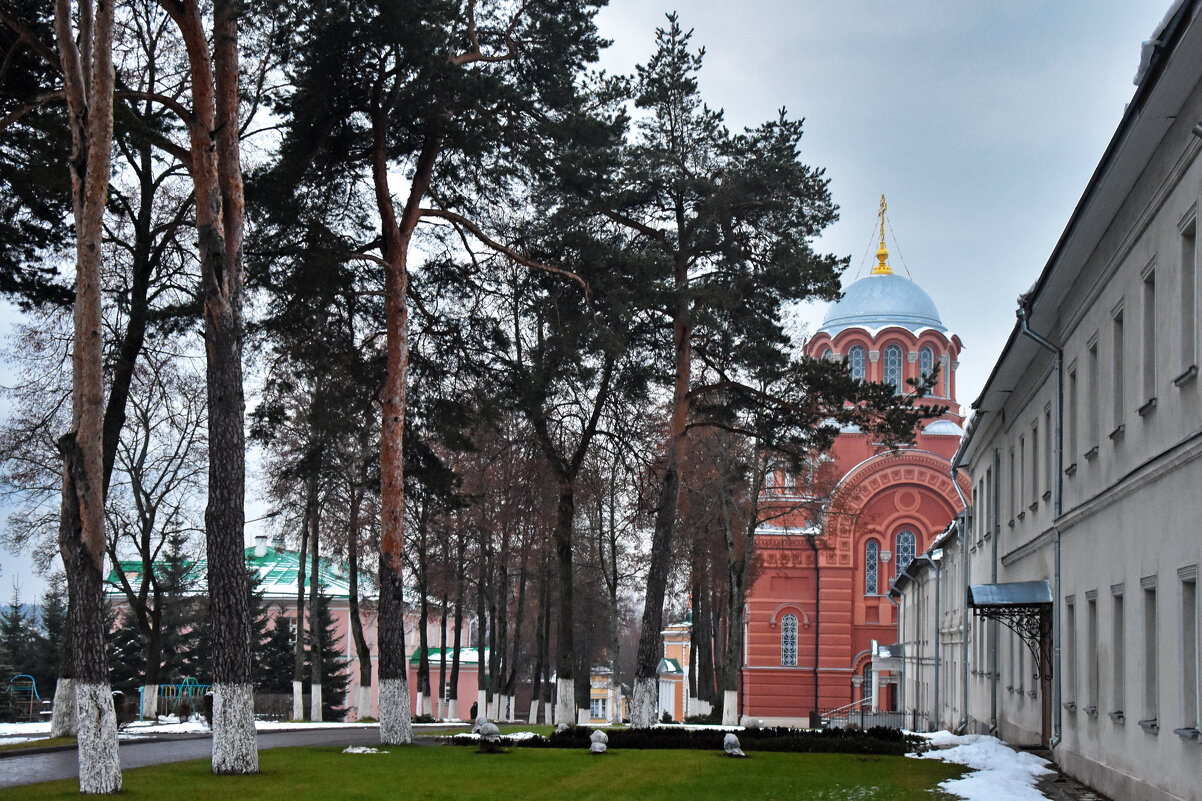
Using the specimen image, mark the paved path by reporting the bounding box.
[0,727,457,789]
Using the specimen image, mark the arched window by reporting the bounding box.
[865,540,879,595]
[884,344,904,393]
[862,663,873,702]
[821,347,833,361]
[848,346,866,381]
[781,614,798,666]
[920,347,935,385]
[895,529,916,575]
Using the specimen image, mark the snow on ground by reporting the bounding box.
[453,730,542,741]
[912,731,1054,801]
[342,746,387,754]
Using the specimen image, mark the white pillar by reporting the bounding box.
[870,666,881,714]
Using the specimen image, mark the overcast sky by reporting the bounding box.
[0,1,1178,601]
[597,0,1174,410]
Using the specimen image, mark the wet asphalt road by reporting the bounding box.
[0,726,454,789]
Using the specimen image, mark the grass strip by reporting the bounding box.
[0,742,965,801]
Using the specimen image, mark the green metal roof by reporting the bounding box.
[657,657,683,676]
[408,646,487,666]
[106,545,354,600]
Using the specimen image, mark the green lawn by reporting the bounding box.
[0,744,965,801]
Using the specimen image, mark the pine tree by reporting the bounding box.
[255,610,294,695]
[0,588,37,680]
[107,612,146,696]
[31,575,67,697]
[305,590,348,722]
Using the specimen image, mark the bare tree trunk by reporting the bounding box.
[448,529,465,721]
[307,493,322,722]
[291,482,310,720]
[346,485,373,720]
[503,529,529,720]
[530,553,547,724]
[53,0,119,790]
[632,276,692,727]
[437,583,448,719]
[370,80,440,745]
[159,0,257,772]
[474,528,489,719]
[552,481,576,725]
[416,519,431,718]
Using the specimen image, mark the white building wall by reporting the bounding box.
[951,8,1202,799]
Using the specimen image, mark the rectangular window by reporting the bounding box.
[1087,596,1099,712]
[1068,366,1079,465]
[1030,424,1039,505]
[1019,437,1026,510]
[1143,268,1156,402]
[1088,339,1100,448]
[1044,408,1053,495]
[1182,219,1197,372]
[1113,308,1125,431]
[1008,448,1016,522]
[1112,591,1125,715]
[1065,598,1077,704]
[1183,574,1198,731]
[1144,583,1158,724]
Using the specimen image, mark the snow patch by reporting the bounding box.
[453,730,543,741]
[912,731,1054,801]
[342,746,387,754]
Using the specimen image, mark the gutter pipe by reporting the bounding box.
[949,475,971,734]
[990,447,1001,734]
[1017,305,1063,751]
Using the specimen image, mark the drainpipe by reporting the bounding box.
[887,594,904,713]
[949,478,971,734]
[933,555,942,728]
[1017,305,1063,750]
[806,533,821,718]
[990,447,1001,734]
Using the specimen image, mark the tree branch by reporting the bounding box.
[418,207,588,295]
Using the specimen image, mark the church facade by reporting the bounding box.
[739,217,967,725]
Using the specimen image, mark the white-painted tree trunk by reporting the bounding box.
[357,685,372,721]
[488,694,498,720]
[506,695,515,721]
[476,689,487,721]
[309,681,322,722]
[378,678,412,744]
[51,678,77,737]
[690,697,712,716]
[543,700,552,725]
[448,699,459,721]
[212,683,259,774]
[75,682,121,793]
[630,677,657,728]
[721,690,739,726]
[576,708,589,725]
[424,694,433,716]
[291,680,303,720]
[528,700,539,724]
[555,678,574,726]
[415,691,425,719]
[140,684,158,720]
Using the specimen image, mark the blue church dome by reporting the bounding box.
[818,272,945,337]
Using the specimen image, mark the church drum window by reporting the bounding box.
[848,346,866,381]
[895,529,916,575]
[920,346,935,386]
[884,344,904,393]
[781,614,798,667]
[865,540,880,595]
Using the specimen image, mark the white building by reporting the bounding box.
[892,3,1202,800]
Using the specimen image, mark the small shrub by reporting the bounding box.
[413,714,436,724]
[660,711,674,724]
